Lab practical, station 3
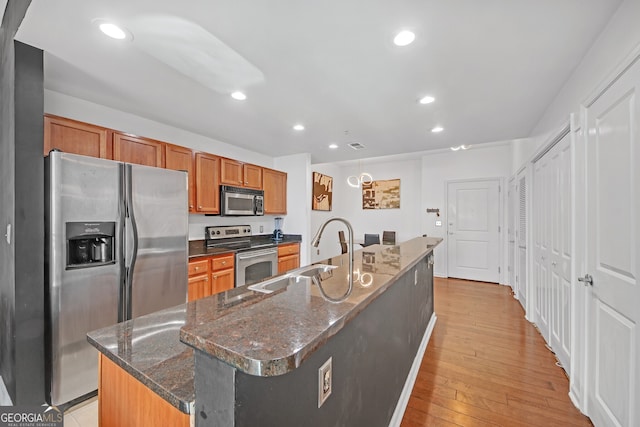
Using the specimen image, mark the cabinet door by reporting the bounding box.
[211,268,234,294]
[188,274,210,302]
[278,254,300,274]
[44,115,110,158]
[220,158,244,186]
[195,153,220,214]
[243,164,263,189]
[263,168,287,214]
[113,132,164,167]
[165,144,195,213]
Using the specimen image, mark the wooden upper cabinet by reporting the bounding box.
[243,164,263,189]
[44,114,111,158]
[195,152,220,214]
[263,168,287,214]
[220,158,263,189]
[165,144,195,213]
[113,132,164,168]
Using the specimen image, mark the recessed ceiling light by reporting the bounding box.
[231,91,247,101]
[293,124,305,131]
[98,22,128,40]
[419,95,435,104]
[329,143,338,149]
[393,30,415,47]
[450,145,470,151]
[431,126,444,133]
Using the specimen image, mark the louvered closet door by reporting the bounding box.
[508,178,516,292]
[517,171,527,310]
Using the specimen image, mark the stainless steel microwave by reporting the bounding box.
[220,185,264,216]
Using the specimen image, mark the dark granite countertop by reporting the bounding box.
[86,286,272,414]
[87,235,440,413]
[180,236,441,377]
[188,234,302,259]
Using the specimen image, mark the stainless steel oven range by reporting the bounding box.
[205,225,278,287]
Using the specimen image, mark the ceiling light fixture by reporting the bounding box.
[347,159,373,188]
[329,144,338,149]
[393,30,415,46]
[230,91,247,101]
[450,145,470,151]
[431,126,444,133]
[96,21,130,40]
[419,95,435,104]
[293,124,305,131]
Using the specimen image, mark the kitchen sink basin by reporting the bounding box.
[295,264,338,277]
[248,264,338,294]
[248,275,307,294]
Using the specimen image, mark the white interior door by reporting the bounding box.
[548,134,572,373]
[584,58,640,427]
[533,160,550,342]
[447,179,501,283]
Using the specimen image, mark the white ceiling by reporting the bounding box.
[15,0,621,163]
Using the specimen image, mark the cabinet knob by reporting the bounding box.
[204,277,208,282]
[189,205,194,209]
[213,275,218,279]
[195,266,200,271]
[245,181,249,184]
[221,261,226,265]
[198,205,202,209]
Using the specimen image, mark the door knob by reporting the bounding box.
[578,274,593,286]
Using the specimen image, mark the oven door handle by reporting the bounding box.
[236,248,277,259]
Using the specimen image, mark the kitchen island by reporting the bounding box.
[87,236,440,427]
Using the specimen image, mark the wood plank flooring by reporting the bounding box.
[401,278,592,427]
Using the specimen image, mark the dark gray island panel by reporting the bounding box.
[194,247,435,427]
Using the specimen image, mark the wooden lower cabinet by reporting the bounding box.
[211,267,234,294]
[277,243,300,274]
[188,254,234,301]
[98,354,190,427]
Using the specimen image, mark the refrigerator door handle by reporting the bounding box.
[124,164,139,320]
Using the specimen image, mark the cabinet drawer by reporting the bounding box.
[188,259,209,276]
[212,255,234,271]
[277,243,299,257]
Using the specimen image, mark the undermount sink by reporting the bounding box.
[295,264,338,277]
[248,264,338,294]
[248,275,307,294]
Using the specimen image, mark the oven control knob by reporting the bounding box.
[216,230,221,235]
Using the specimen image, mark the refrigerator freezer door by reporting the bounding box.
[47,152,123,406]
[127,164,188,318]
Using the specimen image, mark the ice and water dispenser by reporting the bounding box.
[66,222,115,268]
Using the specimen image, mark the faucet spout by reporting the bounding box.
[311,217,354,302]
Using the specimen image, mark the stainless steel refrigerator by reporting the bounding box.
[45,151,188,407]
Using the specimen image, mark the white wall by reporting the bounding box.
[514,0,640,169]
[310,158,423,263]
[421,143,512,278]
[275,153,312,266]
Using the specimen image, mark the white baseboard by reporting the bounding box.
[0,376,13,405]
[388,312,437,427]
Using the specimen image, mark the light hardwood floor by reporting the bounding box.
[401,278,592,427]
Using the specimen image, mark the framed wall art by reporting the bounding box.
[312,171,333,211]
[362,179,400,209]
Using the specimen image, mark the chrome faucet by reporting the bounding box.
[311,217,354,302]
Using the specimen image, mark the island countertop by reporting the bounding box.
[87,235,440,414]
[180,236,441,377]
